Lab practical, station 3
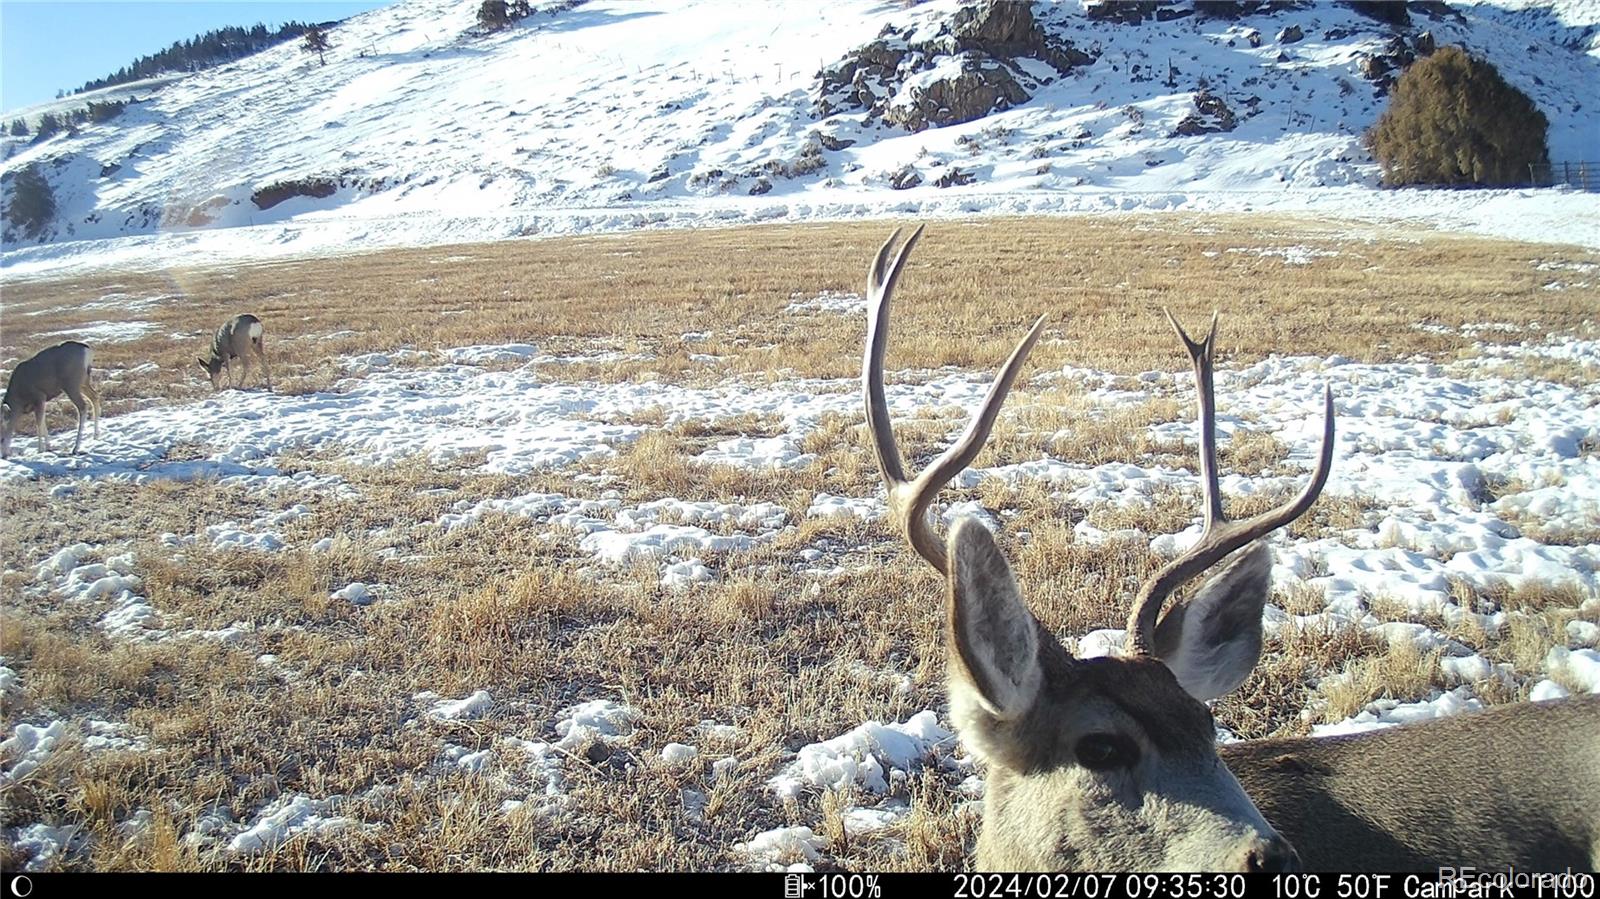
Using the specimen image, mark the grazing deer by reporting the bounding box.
[1,341,102,460]
[198,313,273,391]
[861,226,1599,872]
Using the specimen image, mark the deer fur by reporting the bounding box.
[946,518,1600,872]
[1224,695,1600,871]
[198,313,272,391]
[1,341,101,459]
[947,521,1296,871]
[861,225,1598,873]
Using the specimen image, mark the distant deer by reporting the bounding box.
[198,313,273,391]
[1,341,101,460]
[861,226,1598,872]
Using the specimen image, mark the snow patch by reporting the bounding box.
[554,699,640,751]
[227,794,352,855]
[769,710,956,800]
[735,826,823,871]
[1,721,66,782]
[425,690,494,721]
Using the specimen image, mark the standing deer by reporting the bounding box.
[1,341,102,460]
[198,313,273,391]
[861,226,1599,872]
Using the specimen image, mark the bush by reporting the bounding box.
[8,119,26,137]
[480,0,533,32]
[1366,46,1548,187]
[4,163,57,238]
[1194,1,1251,18]
[302,25,331,65]
[478,0,510,30]
[251,176,338,210]
[34,113,62,141]
[1346,1,1409,27]
[86,100,127,123]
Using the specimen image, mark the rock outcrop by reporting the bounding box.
[887,165,922,190]
[1086,1,1311,26]
[1358,35,1418,92]
[884,66,1031,133]
[934,167,976,187]
[817,1,1093,132]
[1170,89,1239,136]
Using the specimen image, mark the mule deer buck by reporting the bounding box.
[1,341,102,460]
[198,313,273,391]
[861,226,1598,872]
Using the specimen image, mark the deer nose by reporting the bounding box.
[1245,836,1301,873]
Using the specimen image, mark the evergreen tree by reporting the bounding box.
[1366,46,1549,187]
[34,113,61,140]
[74,21,314,93]
[478,0,533,32]
[479,0,511,31]
[86,101,127,123]
[302,24,332,66]
[3,163,57,238]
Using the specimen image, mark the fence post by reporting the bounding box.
[1538,162,1600,191]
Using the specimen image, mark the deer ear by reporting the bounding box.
[1151,542,1272,702]
[946,517,1042,722]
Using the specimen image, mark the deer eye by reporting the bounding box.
[1075,734,1139,771]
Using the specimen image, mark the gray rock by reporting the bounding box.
[888,165,922,190]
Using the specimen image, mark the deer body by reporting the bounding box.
[857,225,1594,873]
[199,313,272,391]
[0,341,101,459]
[1225,695,1600,871]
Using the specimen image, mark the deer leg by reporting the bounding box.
[256,340,273,392]
[226,356,237,389]
[83,377,101,439]
[64,386,88,454]
[35,405,49,453]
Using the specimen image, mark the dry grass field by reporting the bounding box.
[1,215,1597,871]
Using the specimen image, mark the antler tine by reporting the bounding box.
[862,226,1046,573]
[864,225,923,487]
[901,313,1047,570]
[869,224,920,300]
[1127,314,1336,656]
[1165,309,1224,528]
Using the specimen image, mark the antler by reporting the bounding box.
[1125,311,1335,656]
[863,226,1047,573]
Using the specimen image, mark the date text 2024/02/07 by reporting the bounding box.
[780,871,1599,899]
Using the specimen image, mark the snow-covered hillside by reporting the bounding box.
[2,0,1598,277]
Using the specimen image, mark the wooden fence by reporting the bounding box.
[1528,161,1599,191]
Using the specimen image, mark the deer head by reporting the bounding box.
[861,226,1333,871]
[197,356,226,389]
[0,401,15,459]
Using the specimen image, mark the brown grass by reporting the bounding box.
[1216,619,1381,739]
[1317,639,1449,724]
[2,215,1596,870]
[4,214,1596,424]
